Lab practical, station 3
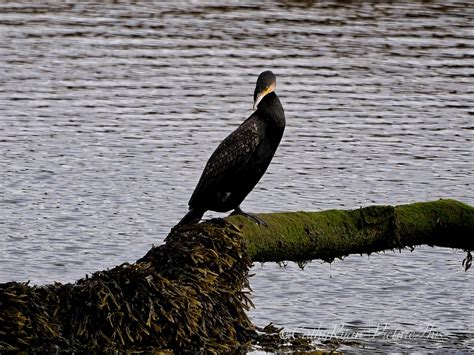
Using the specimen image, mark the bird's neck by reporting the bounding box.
[259,92,285,130]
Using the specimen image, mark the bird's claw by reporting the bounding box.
[230,207,267,226]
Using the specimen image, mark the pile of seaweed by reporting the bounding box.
[0,220,255,352]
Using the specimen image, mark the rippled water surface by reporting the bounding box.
[1,1,473,352]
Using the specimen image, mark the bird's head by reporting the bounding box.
[253,71,276,110]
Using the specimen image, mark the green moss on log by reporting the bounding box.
[228,199,473,262]
[396,199,474,248]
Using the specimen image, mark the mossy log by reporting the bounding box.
[229,199,474,263]
[0,199,472,352]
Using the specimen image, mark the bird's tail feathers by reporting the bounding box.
[177,208,204,226]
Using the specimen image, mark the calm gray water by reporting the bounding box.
[1,1,473,352]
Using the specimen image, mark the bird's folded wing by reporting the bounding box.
[189,118,262,206]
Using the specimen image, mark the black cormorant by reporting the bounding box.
[178,71,285,225]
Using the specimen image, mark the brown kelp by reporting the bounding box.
[0,220,255,352]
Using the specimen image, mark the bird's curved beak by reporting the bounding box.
[253,83,275,110]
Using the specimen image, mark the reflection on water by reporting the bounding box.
[0,1,472,352]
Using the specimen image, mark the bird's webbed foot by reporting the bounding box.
[230,206,267,226]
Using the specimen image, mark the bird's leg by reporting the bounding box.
[230,206,267,226]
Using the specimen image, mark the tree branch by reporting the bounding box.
[227,199,473,263]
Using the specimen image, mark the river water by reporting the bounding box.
[0,1,472,352]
